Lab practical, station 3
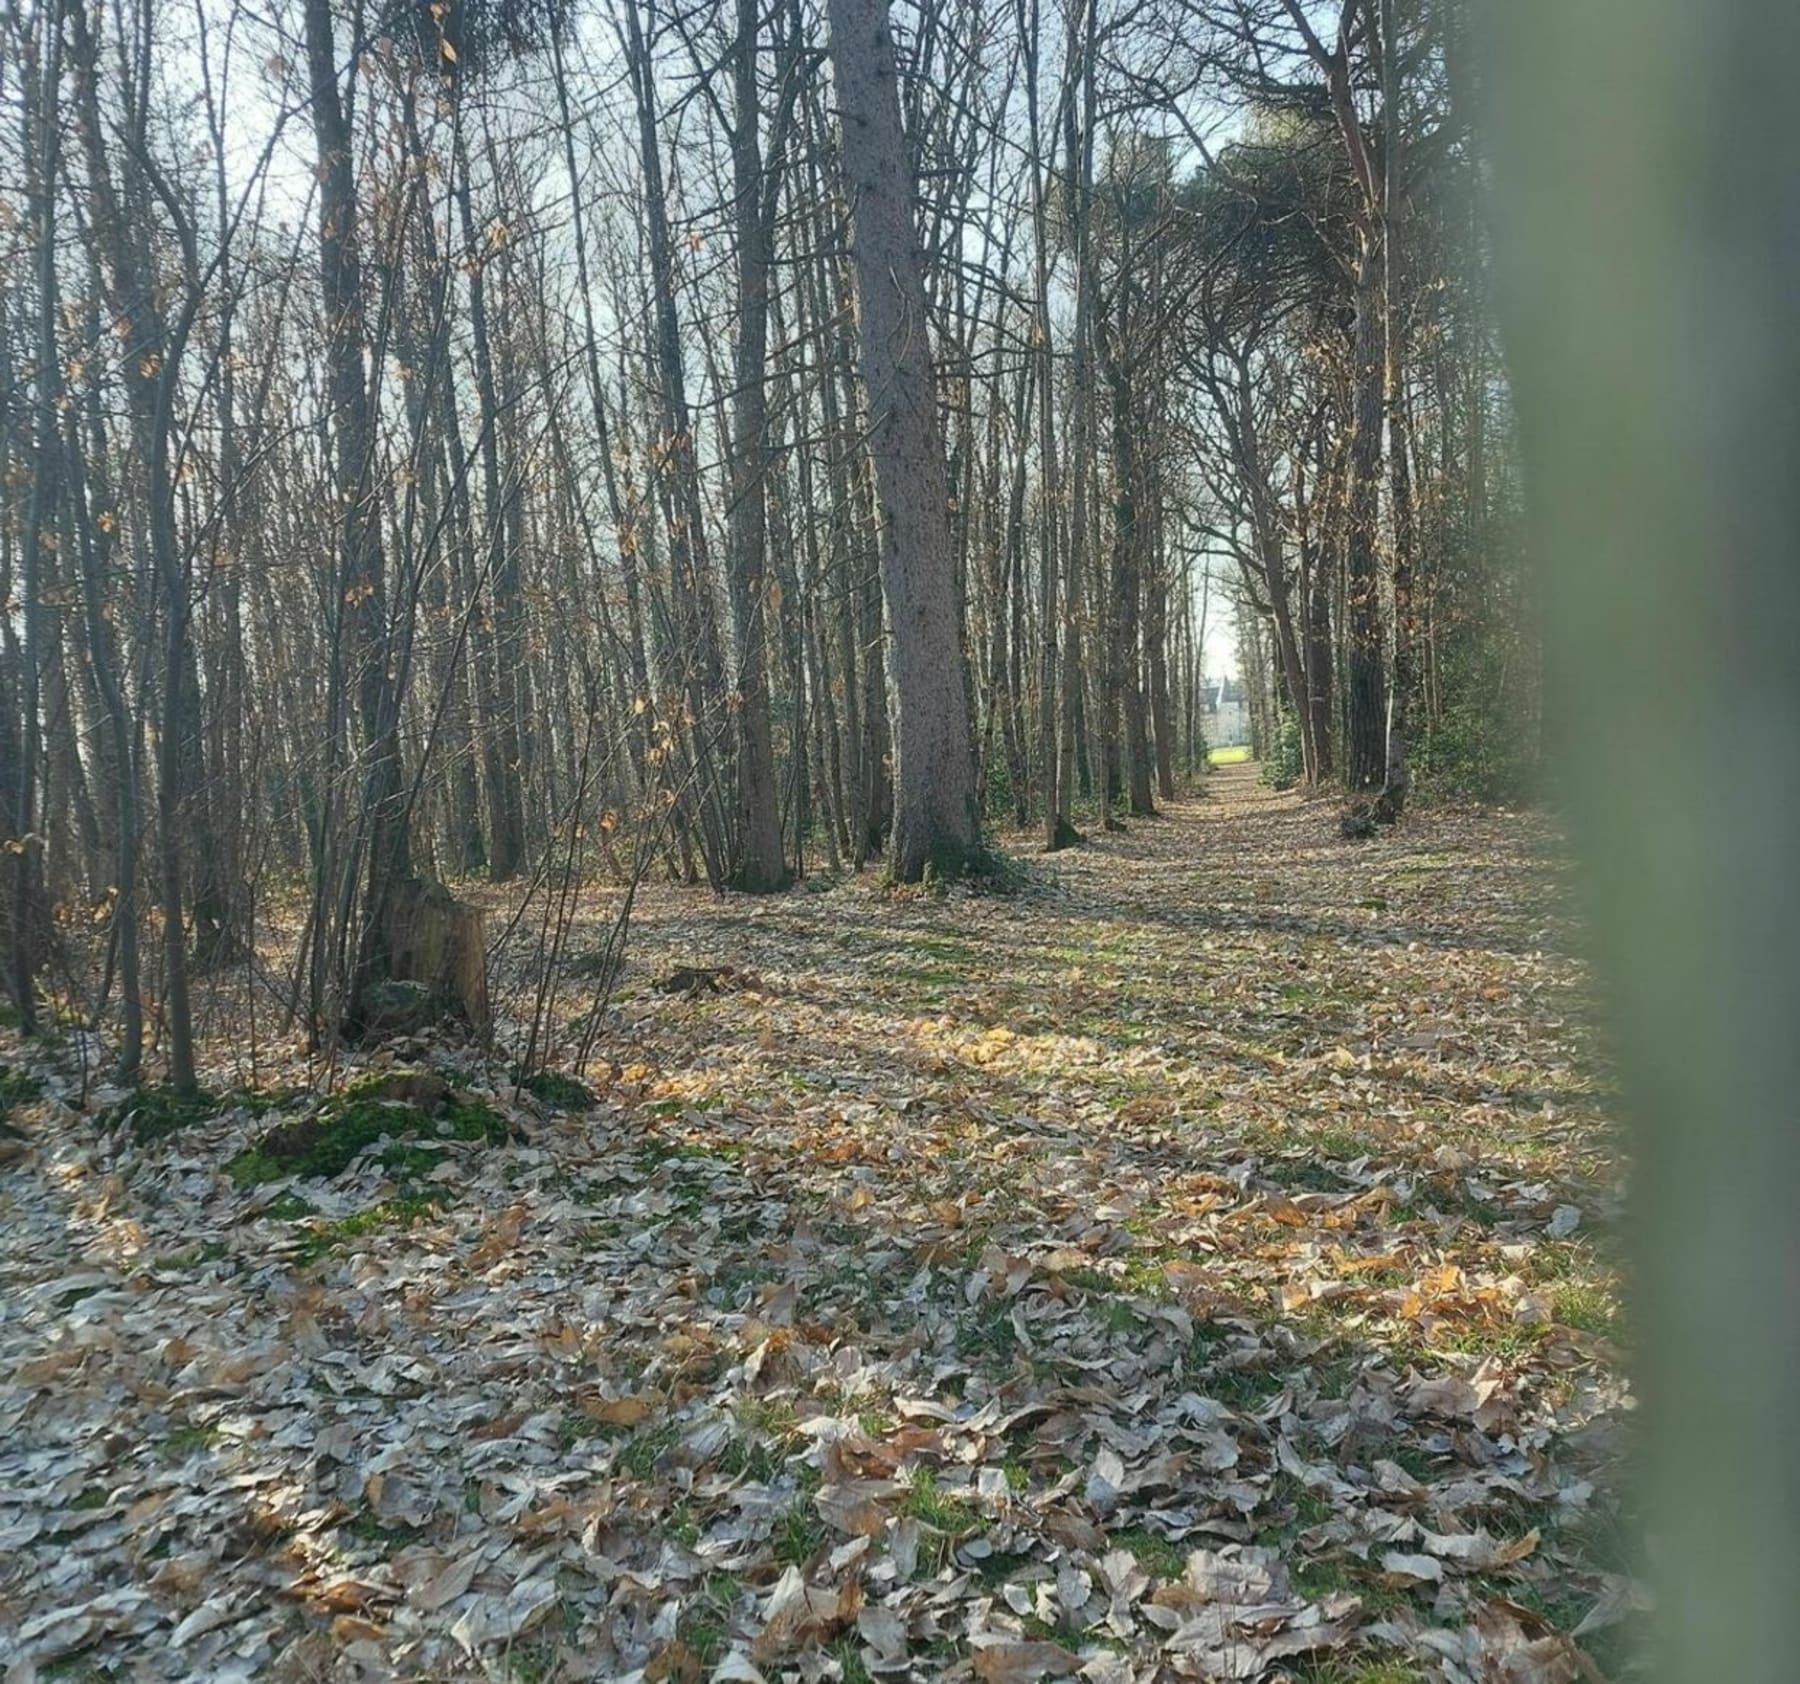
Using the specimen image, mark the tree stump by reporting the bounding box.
[352,877,490,1038]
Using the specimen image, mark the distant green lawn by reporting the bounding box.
[1209,744,1251,765]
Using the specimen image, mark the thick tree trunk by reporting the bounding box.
[1280,0,1388,792]
[1490,4,1800,1677]
[1146,498,1176,800]
[1297,416,1338,783]
[1059,0,1099,830]
[827,0,979,882]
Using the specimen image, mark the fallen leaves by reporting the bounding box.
[0,777,1637,1680]
[971,1637,1085,1682]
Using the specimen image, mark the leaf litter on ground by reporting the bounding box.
[0,767,1640,1682]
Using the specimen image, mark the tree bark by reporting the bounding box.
[724,0,789,890]
[826,0,980,881]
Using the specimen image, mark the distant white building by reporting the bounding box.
[1201,676,1249,748]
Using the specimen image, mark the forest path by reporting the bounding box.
[0,782,1632,1682]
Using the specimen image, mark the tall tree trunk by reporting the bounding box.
[9,12,61,1038]
[1344,225,1389,791]
[1021,0,1072,847]
[1059,0,1099,828]
[621,0,729,887]
[303,0,416,1025]
[67,0,197,1088]
[826,0,979,882]
[65,393,144,1078]
[1377,0,1412,817]
[724,0,789,890]
[1281,0,1388,791]
[1106,328,1155,815]
[550,28,655,804]
[1146,502,1176,800]
[451,115,527,881]
[1490,4,1800,1678]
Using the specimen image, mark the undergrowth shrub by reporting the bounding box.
[1260,714,1305,791]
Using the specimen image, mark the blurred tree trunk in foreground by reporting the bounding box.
[1487,4,1800,1679]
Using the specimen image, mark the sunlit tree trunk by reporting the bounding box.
[826,0,979,881]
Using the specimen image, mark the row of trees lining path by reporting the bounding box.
[1,0,1527,1086]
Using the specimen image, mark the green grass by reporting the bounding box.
[1355,1439,1438,1483]
[955,1298,1020,1365]
[1551,1280,1618,1336]
[1109,1525,1187,1580]
[1199,1358,1286,1409]
[715,1437,782,1483]
[828,1637,874,1684]
[1288,1662,1421,1684]
[772,1499,824,1566]
[343,1505,426,1548]
[900,1469,982,1533]
[262,1191,316,1221]
[107,1083,302,1146]
[150,1239,230,1273]
[41,1661,122,1684]
[1275,1473,1335,1530]
[677,1606,730,1669]
[616,1421,681,1481]
[162,1422,221,1458]
[1209,744,1252,766]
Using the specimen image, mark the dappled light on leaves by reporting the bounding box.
[0,773,1635,1679]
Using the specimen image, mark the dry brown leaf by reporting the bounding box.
[970,1638,1085,1682]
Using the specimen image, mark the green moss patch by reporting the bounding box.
[286,1188,453,1262]
[108,1086,221,1144]
[0,1064,43,1109]
[513,1067,594,1110]
[226,1083,510,1185]
[106,1083,303,1145]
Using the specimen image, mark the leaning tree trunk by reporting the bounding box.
[826,0,979,882]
